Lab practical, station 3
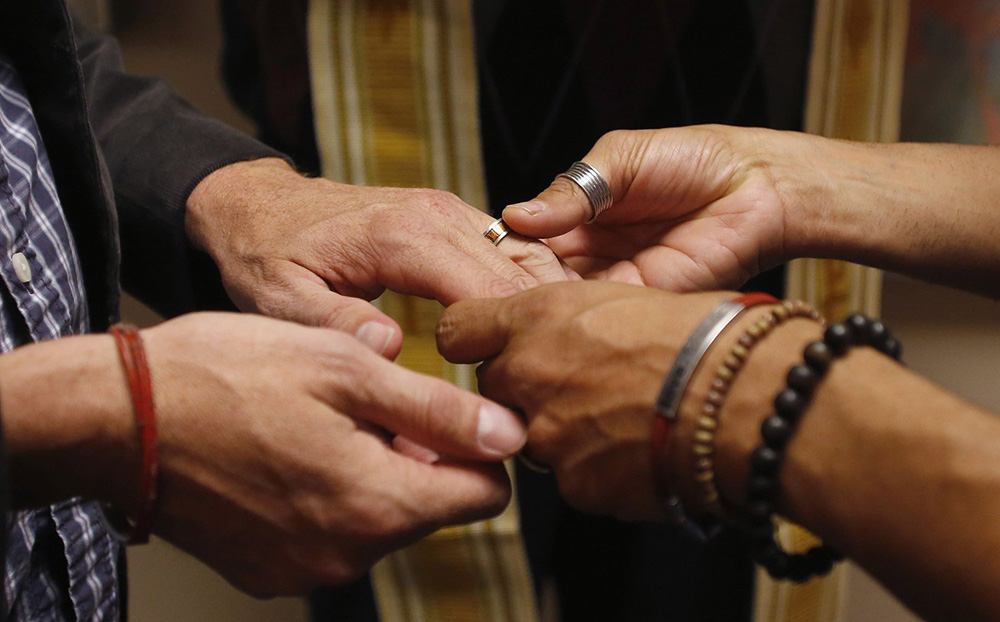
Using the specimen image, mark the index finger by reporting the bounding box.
[436,298,512,364]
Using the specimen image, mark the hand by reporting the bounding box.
[436,281,731,521]
[117,314,523,596]
[186,159,571,359]
[502,126,791,292]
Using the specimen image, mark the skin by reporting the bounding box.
[187,157,572,358]
[4,313,527,597]
[503,125,1000,299]
[437,126,1000,619]
[439,283,1000,622]
[3,156,573,596]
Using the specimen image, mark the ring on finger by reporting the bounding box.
[556,161,613,223]
[482,217,511,246]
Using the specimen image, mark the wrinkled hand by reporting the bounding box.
[187,158,571,358]
[502,126,789,292]
[141,312,526,597]
[436,281,730,521]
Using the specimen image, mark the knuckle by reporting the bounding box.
[501,355,544,397]
[412,188,465,219]
[518,242,559,266]
[482,276,524,298]
[435,312,459,350]
[526,416,564,460]
[508,271,540,293]
[371,207,437,250]
[599,129,631,151]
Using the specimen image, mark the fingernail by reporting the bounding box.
[507,200,547,216]
[355,322,395,355]
[477,403,527,457]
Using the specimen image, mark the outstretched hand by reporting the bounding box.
[187,158,572,358]
[502,126,789,292]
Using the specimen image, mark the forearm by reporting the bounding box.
[774,133,1000,298]
[705,315,1000,620]
[0,336,134,510]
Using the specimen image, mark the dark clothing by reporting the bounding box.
[0,0,283,617]
[220,1,814,620]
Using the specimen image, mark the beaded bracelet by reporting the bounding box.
[691,300,823,520]
[745,313,903,582]
[652,293,778,539]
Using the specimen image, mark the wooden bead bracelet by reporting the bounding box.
[690,300,823,520]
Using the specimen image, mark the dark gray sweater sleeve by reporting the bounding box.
[72,18,289,317]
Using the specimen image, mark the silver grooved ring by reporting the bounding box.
[483,218,511,246]
[556,161,613,223]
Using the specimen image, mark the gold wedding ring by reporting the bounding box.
[483,217,511,246]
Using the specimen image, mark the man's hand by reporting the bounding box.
[186,159,570,358]
[501,126,790,292]
[436,281,730,521]
[1,313,526,597]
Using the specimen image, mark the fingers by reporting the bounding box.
[395,457,512,528]
[494,233,573,285]
[503,132,639,239]
[260,264,403,359]
[392,435,440,464]
[502,175,597,239]
[348,355,526,461]
[378,237,526,304]
[301,295,402,360]
[436,298,511,363]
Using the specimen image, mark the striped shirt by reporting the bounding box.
[0,52,122,620]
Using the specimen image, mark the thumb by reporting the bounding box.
[292,288,403,360]
[501,172,597,239]
[504,131,645,238]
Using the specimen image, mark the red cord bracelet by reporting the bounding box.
[109,323,159,545]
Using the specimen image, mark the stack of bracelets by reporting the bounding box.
[652,295,903,582]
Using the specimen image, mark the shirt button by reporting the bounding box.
[12,252,31,283]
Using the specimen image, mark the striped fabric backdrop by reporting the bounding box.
[308,1,538,620]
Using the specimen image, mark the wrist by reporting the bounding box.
[184,157,299,254]
[747,130,843,264]
[0,335,139,510]
[688,311,823,517]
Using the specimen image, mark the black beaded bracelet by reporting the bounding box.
[745,313,903,582]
